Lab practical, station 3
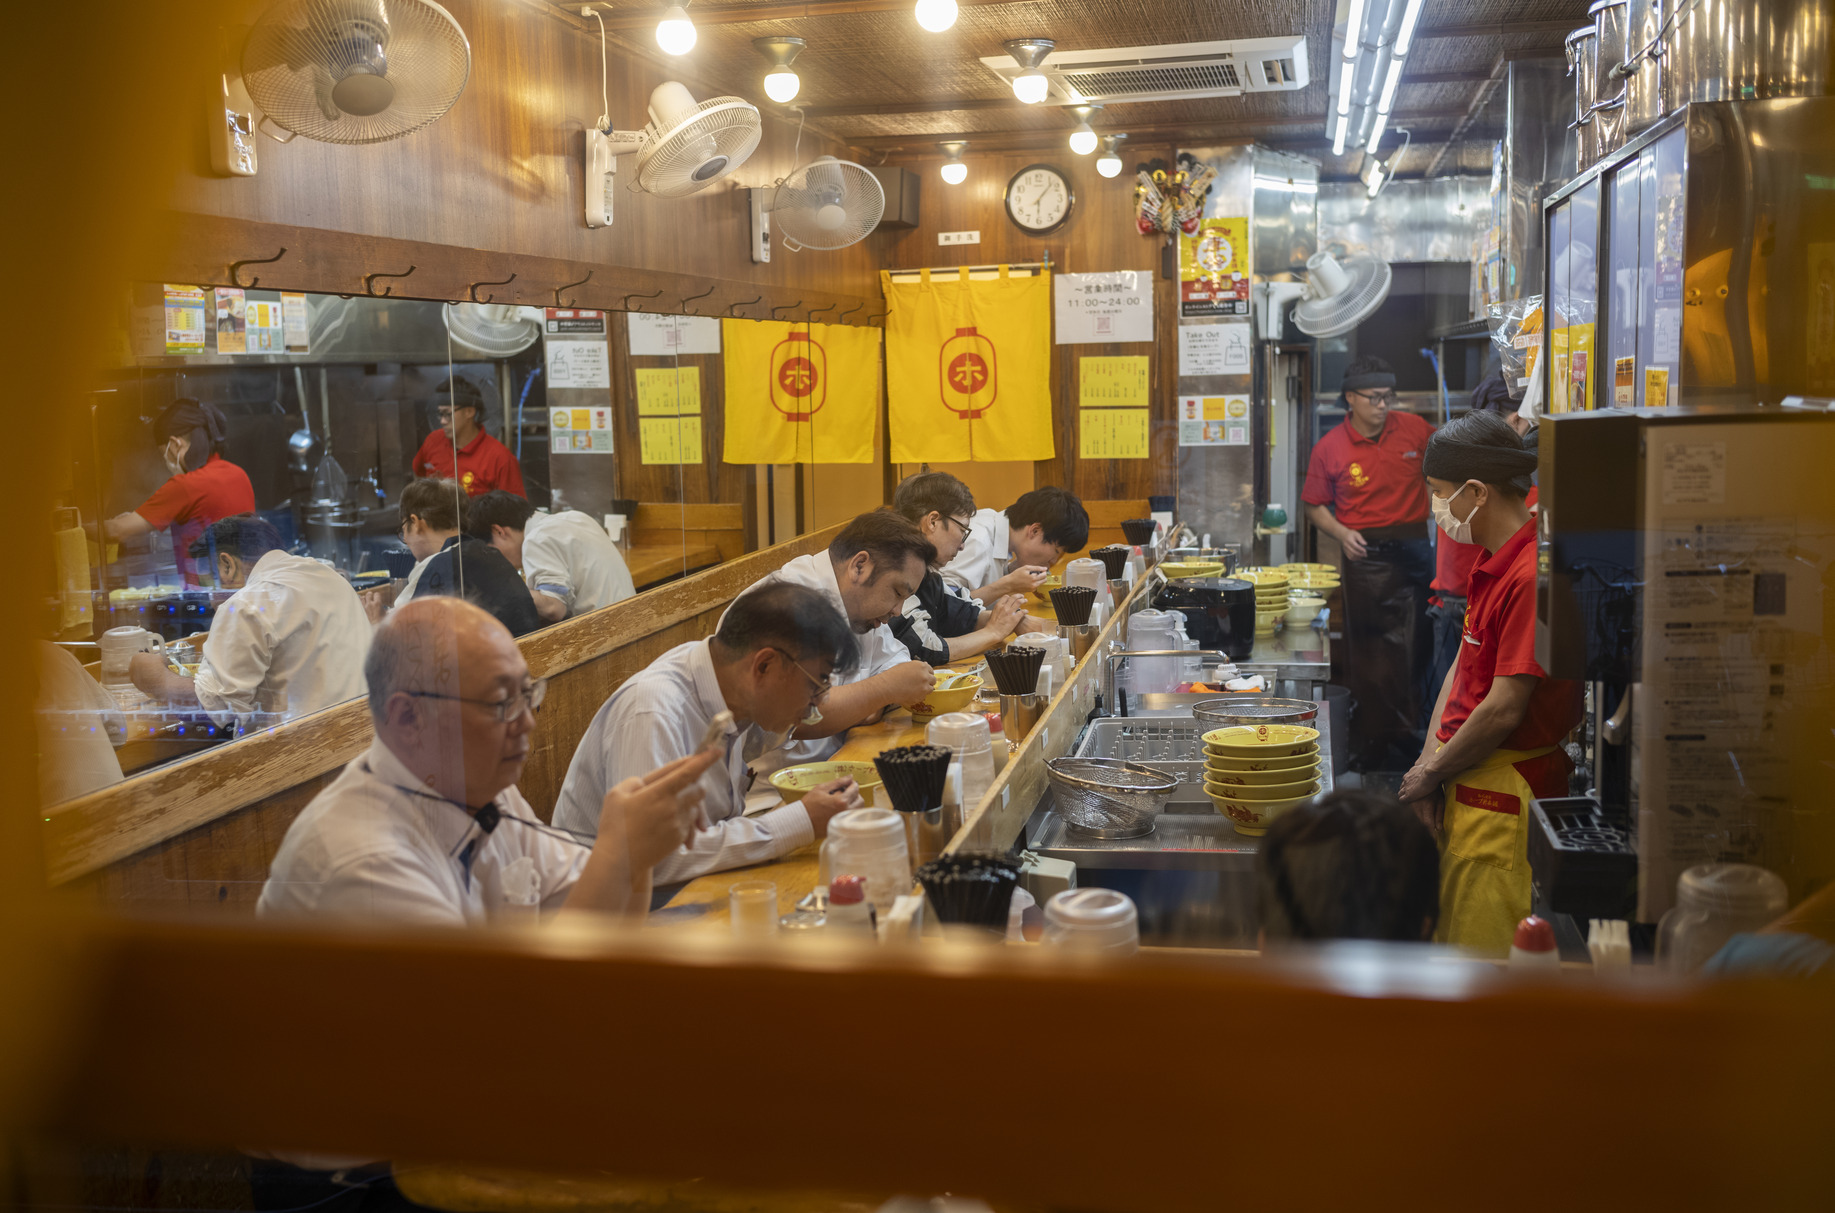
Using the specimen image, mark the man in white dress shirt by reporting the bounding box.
[127,514,371,726]
[938,485,1091,605]
[258,596,717,928]
[733,509,938,770]
[554,582,864,883]
[465,490,636,622]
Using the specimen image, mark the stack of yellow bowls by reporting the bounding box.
[1201,724,1323,835]
[1235,567,1291,634]
[1280,562,1341,593]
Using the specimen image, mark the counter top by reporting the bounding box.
[626,542,722,589]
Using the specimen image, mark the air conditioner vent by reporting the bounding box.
[980,36,1307,105]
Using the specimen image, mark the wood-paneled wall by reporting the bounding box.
[878,146,1185,500]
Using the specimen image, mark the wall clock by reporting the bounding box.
[1004,163,1074,235]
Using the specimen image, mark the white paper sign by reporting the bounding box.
[1054,272,1153,344]
[545,338,611,389]
[1177,395,1251,446]
[628,311,723,356]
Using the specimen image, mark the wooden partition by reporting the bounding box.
[46,525,843,912]
[631,502,750,564]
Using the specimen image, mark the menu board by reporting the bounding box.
[1079,407,1149,459]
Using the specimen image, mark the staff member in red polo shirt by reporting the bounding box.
[1398,411,1581,956]
[104,399,257,586]
[1302,356,1435,769]
[411,377,525,498]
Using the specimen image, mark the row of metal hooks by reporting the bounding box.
[224,248,885,323]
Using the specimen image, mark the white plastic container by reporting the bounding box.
[1126,610,1181,696]
[1656,863,1789,973]
[1042,888,1140,954]
[926,711,996,808]
[817,809,911,924]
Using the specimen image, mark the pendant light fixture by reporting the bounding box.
[1066,104,1102,155]
[914,0,958,32]
[1004,39,1054,104]
[655,3,696,56]
[938,140,968,185]
[753,36,805,104]
[1095,133,1128,178]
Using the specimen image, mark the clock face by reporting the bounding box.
[1005,163,1074,234]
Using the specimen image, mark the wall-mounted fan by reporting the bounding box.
[241,0,472,146]
[1255,251,1393,340]
[585,82,761,227]
[443,304,542,358]
[749,157,885,262]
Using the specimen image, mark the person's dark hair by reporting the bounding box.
[400,478,465,532]
[463,489,537,541]
[186,513,283,564]
[436,376,486,420]
[715,583,861,676]
[1006,486,1089,553]
[1424,408,1535,498]
[891,471,976,527]
[828,509,937,583]
[154,398,229,472]
[1256,790,1441,944]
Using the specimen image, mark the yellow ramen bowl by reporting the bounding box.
[1279,562,1336,574]
[770,761,883,806]
[1235,568,1290,588]
[1030,573,1064,600]
[1202,724,1321,758]
[1208,788,1319,836]
[1204,774,1320,801]
[908,671,984,720]
[1206,750,1319,774]
[1204,759,1323,786]
[1160,560,1227,581]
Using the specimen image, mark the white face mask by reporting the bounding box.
[1432,482,1482,544]
[163,440,185,477]
[800,702,824,728]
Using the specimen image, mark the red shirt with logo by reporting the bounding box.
[1433,485,1538,597]
[1436,517,1582,750]
[412,428,526,498]
[134,453,258,585]
[1301,410,1435,530]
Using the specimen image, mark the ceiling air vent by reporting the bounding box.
[980,37,1309,105]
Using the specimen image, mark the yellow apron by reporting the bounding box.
[1433,743,1565,956]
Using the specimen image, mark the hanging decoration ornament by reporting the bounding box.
[1132,155,1216,239]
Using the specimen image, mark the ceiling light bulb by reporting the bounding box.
[941,160,968,184]
[763,70,800,103]
[914,0,958,32]
[1069,123,1097,155]
[656,5,696,55]
[1096,151,1122,178]
[1013,69,1049,104]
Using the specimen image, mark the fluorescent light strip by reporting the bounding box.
[1376,55,1402,112]
[1393,0,1426,56]
[1367,109,1389,152]
[1343,0,1369,57]
[1332,111,1348,155]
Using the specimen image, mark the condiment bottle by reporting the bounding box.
[826,876,877,938]
[1508,915,1560,968]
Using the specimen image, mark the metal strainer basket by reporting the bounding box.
[1046,757,1180,840]
[1192,696,1320,729]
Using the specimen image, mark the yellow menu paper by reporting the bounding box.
[1079,408,1149,459]
[1079,355,1151,409]
[640,416,703,464]
[635,367,702,416]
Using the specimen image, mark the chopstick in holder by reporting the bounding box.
[1048,585,1096,625]
[1091,546,1129,580]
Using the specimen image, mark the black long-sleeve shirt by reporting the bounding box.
[889,570,984,665]
[406,535,542,637]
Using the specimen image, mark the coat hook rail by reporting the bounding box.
[622,287,663,310]
[867,312,887,326]
[556,271,595,307]
[729,295,762,317]
[364,265,417,297]
[771,300,803,320]
[837,304,863,323]
[680,285,715,313]
[230,248,287,289]
[468,273,517,304]
[806,303,836,323]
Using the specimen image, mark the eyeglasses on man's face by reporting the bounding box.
[405,678,547,723]
[769,648,832,703]
[1349,389,1397,407]
[944,515,973,537]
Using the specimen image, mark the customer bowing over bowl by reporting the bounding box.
[554,583,865,885]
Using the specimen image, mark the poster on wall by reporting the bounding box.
[1178,395,1250,446]
[629,312,722,356]
[282,291,309,353]
[1054,272,1153,344]
[245,295,286,353]
[163,285,206,356]
[548,404,614,454]
[1178,216,1251,318]
[213,287,245,355]
[545,309,612,390]
[1176,322,1251,377]
[1078,355,1150,408]
[1079,407,1149,459]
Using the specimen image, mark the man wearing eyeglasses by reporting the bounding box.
[552,583,864,885]
[1301,355,1438,770]
[259,597,717,927]
[410,376,526,498]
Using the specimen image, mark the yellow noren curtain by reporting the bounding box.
[721,318,879,463]
[882,266,1054,463]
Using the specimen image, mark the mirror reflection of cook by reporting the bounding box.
[103,400,256,586]
[128,515,371,726]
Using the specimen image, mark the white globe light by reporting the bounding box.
[1069,125,1097,156]
[940,160,968,185]
[763,70,800,103]
[914,0,958,32]
[1096,153,1122,178]
[656,6,696,55]
[1012,69,1049,104]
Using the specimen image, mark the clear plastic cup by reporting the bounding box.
[729,880,779,938]
[1042,888,1140,954]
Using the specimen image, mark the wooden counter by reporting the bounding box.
[625,542,721,589]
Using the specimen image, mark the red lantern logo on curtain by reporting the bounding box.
[769,327,826,421]
[939,326,997,418]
